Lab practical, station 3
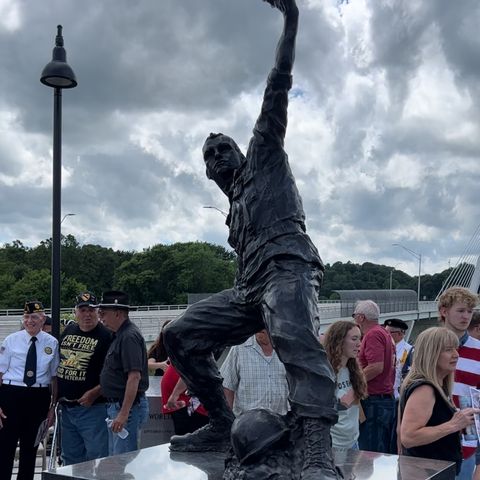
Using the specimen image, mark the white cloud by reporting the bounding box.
[0,0,21,32]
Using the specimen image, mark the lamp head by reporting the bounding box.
[40,25,77,89]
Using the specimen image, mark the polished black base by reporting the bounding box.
[42,444,455,480]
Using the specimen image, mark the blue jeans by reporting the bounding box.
[359,395,396,454]
[106,395,149,455]
[456,453,475,480]
[60,403,109,465]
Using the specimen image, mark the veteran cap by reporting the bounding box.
[383,318,408,331]
[24,300,44,314]
[75,291,97,308]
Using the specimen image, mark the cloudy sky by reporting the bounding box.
[0,0,479,276]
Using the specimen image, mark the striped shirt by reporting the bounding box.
[453,333,480,459]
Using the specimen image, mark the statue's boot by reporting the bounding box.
[169,399,234,452]
[300,418,343,480]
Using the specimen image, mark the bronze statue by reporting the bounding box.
[164,1,339,478]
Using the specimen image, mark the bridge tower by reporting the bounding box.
[436,223,480,299]
[469,256,480,294]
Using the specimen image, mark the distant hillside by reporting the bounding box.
[0,236,453,308]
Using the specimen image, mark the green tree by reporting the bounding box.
[0,235,455,308]
[115,242,236,305]
[2,269,86,309]
[28,240,51,271]
[61,276,88,307]
[3,240,28,265]
[115,244,170,304]
[0,273,16,307]
[4,269,51,308]
[75,243,133,295]
[61,234,82,280]
[165,242,236,303]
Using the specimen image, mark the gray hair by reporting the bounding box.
[354,300,380,321]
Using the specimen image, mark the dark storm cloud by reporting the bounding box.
[0,0,479,276]
[0,0,278,120]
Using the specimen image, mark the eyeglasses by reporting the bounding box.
[389,330,404,335]
[98,309,116,317]
[351,313,362,318]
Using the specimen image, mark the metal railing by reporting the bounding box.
[0,300,444,343]
[0,304,189,316]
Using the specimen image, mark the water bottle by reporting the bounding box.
[105,418,129,439]
[459,396,477,441]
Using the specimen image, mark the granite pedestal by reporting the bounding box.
[141,376,174,448]
[42,444,455,480]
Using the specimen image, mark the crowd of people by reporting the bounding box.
[0,290,149,480]
[1,285,480,479]
[323,286,480,480]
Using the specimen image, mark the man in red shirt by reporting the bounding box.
[354,300,395,453]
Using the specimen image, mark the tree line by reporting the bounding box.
[321,261,452,301]
[0,235,454,309]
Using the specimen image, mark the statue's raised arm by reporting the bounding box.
[253,0,299,147]
[265,0,299,74]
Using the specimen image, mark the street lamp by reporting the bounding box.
[61,212,76,224]
[203,205,228,218]
[393,243,422,305]
[41,25,77,339]
[389,263,402,290]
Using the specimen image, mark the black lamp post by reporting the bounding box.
[40,25,77,339]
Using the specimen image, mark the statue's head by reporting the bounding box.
[203,133,245,195]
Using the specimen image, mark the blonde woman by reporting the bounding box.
[324,320,367,451]
[400,327,479,476]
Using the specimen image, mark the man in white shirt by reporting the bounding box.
[220,329,289,416]
[0,300,59,480]
[383,318,412,399]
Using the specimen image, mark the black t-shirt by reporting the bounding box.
[100,319,149,398]
[57,322,113,401]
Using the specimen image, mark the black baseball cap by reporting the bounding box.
[75,291,97,308]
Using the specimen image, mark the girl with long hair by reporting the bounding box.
[324,320,367,450]
[400,327,478,475]
[147,320,170,376]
